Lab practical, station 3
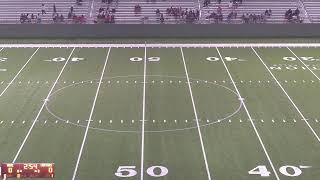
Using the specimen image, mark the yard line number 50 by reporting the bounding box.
[130,57,160,62]
[115,165,168,178]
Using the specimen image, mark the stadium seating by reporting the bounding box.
[202,0,303,23]
[95,0,197,24]
[0,0,90,23]
[0,0,318,24]
[302,0,320,23]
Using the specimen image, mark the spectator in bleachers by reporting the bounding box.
[37,13,42,23]
[53,4,57,14]
[204,0,211,7]
[76,0,83,5]
[70,6,74,14]
[41,4,46,15]
[134,4,141,13]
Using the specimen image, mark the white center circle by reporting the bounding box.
[45,75,242,133]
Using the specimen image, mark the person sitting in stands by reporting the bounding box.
[134,4,141,13]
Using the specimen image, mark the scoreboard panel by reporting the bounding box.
[0,163,54,178]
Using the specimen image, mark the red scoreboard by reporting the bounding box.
[0,163,54,178]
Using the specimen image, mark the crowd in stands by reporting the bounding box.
[204,0,243,7]
[95,7,116,23]
[285,8,303,23]
[205,1,241,23]
[164,7,200,23]
[20,0,86,24]
[17,0,307,24]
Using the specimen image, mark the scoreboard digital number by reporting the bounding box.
[0,163,54,178]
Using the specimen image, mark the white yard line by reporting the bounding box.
[71,47,111,180]
[12,47,75,163]
[0,48,39,97]
[216,47,280,180]
[2,43,320,48]
[287,47,320,81]
[180,47,212,180]
[140,44,147,180]
[252,47,320,143]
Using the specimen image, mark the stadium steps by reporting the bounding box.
[302,0,320,23]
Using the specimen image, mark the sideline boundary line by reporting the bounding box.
[180,47,212,180]
[252,47,320,143]
[216,47,280,180]
[0,48,39,97]
[140,44,147,180]
[287,47,320,81]
[1,43,320,48]
[71,47,112,180]
[12,47,76,163]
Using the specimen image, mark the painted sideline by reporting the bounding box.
[1,43,320,48]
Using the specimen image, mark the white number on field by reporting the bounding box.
[249,165,311,177]
[0,57,7,62]
[44,57,84,62]
[206,57,246,62]
[130,57,160,62]
[115,165,168,177]
[283,57,320,61]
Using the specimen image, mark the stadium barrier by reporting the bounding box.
[0,24,319,38]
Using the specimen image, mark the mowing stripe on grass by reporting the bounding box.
[0,47,39,97]
[71,47,111,180]
[287,47,320,81]
[180,47,212,180]
[252,47,320,143]
[140,44,147,180]
[12,47,75,163]
[216,47,280,180]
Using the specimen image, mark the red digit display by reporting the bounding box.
[0,163,54,178]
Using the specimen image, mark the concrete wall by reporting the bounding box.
[0,24,318,38]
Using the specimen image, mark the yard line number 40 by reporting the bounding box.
[115,165,168,178]
[249,165,312,177]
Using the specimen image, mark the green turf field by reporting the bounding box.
[0,43,320,180]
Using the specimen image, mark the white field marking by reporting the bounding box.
[0,47,4,52]
[0,48,39,97]
[3,43,320,48]
[252,47,320,143]
[140,43,147,180]
[180,47,212,180]
[216,47,280,180]
[12,47,75,163]
[71,48,111,180]
[287,47,320,81]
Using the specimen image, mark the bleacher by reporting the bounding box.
[0,0,317,24]
[302,0,320,23]
[0,0,90,23]
[95,0,198,24]
[202,0,301,23]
